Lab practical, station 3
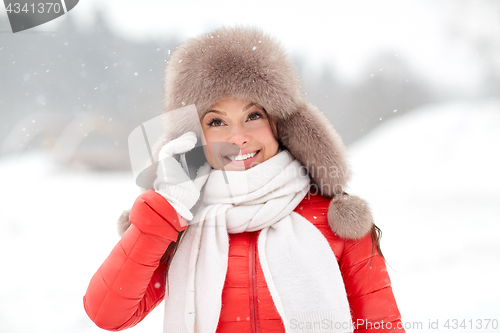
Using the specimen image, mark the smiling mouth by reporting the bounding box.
[225,151,259,161]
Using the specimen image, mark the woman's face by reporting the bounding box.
[201,98,279,171]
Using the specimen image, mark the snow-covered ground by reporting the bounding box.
[0,154,163,333]
[0,100,499,332]
[348,99,500,332]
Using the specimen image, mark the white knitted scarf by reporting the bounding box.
[163,151,352,333]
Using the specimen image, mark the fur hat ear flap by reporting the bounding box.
[327,193,374,239]
[278,103,351,198]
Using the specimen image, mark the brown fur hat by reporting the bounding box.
[122,26,374,240]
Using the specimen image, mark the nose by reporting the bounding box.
[227,123,250,147]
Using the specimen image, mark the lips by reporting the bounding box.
[223,150,260,163]
[226,151,258,161]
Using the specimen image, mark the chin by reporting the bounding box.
[222,163,249,172]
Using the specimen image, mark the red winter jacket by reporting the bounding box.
[84,190,404,332]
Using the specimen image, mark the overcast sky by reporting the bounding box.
[2,0,499,94]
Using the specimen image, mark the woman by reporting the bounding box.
[84,27,404,332]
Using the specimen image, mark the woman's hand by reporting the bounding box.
[154,131,211,220]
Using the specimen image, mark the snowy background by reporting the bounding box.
[1,100,498,333]
[348,100,500,331]
[1,0,499,332]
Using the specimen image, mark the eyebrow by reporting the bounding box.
[204,109,227,116]
[243,102,257,111]
[203,102,262,118]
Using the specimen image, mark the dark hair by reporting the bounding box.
[370,223,384,260]
[160,230,185,268]
[264,109,287,152]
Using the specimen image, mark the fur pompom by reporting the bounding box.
[117,210,131,236]
[327,193,373,239]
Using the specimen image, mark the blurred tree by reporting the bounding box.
[0,10,179,168]
[302,53,436,145]
[0,8,440,166]
[345,53,436,143]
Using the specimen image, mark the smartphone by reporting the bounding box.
[128,105,206,188]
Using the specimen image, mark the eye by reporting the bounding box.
[247,112,263,121]
[207,118,225,127]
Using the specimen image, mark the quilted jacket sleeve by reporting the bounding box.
[294,193,404,332]
[340,233,404,332]
[83,190,188,331]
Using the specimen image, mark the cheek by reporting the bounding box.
[258,126,279,156]
[201,130,215,166]
[201,129,228,169]
[201,128,220,145]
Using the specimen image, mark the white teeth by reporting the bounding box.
[227,151,257,161]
